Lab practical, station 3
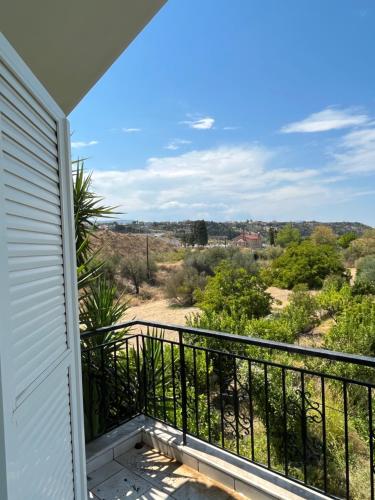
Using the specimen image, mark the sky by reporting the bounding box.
[69,0,375,225]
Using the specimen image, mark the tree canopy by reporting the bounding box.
[266,240,345,289]
[275,223,301,247]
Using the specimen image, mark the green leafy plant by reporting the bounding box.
[266,241,345,289]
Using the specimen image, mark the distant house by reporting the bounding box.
[231,231,262,249]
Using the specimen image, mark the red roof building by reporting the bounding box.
[231,231,262,249]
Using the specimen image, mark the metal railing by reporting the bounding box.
[81,320,375,499]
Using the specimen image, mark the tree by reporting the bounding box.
[195,261,272,320]
[354,255,375,294]
[165,266,206,306]
[267,240,345,289]
[269,227,277,246]
[193,220,208,246]
[275,223,301,247]
[121,256,155,294]
[337,231,357,249]
[310,225,336,246]
[346,234,375,263]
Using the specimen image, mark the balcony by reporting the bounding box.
[81,320,375,499]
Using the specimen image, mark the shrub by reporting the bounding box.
[121,256,156,294]
[317,277,353,321]
[80,277,129,333]
[324,296,375,357]
[165,266,206,306]
[184,247,258,277]
[337,231,357,249]
[355,255,375,288]
[267,241,345,289]
[345,236,375,263]
[195,261,272,320]
[275,223,301,247]
[310,225,337,246]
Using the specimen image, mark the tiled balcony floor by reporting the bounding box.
[87,443,247,499]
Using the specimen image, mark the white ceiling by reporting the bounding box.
[1,0,166,114]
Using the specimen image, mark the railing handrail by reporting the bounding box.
[80,319,375,369]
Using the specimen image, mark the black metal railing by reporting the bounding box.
[81,320,375,499]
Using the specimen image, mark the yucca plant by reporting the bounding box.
[73,159,117,292]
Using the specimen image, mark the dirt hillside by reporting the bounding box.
[90,229,181,261]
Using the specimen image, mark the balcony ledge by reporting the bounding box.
[86,416,328,500]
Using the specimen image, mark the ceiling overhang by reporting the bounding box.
[1,0,166,114]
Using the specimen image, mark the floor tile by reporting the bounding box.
[91,467,151,499]
[172,478,245,500]
[116,446,178,483]
[87,460,124,489]
[140,486,171,499]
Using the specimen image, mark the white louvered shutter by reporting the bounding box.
[0,35,86,499]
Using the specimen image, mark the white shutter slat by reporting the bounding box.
[0,95,57,156]
[0,61,56,131]
[3,155,60,195]
[0,36,85,500]
[1,116,58,169]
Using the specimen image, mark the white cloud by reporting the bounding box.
[332,127,375,173]
[181,116,215,130]
[91,145,341,220]
[223,126,239,131]
[71,140,98,148]
[165,139,192,151]
[122,128,142,133]
[281,107,369,133]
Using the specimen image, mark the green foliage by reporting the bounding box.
[269,227,276,246]
[345,234,375,263]
[324,296,375,383]
[355,255,375,292]
[256,245,284,261]
[73,160,116,291]
[317,277,353,321]
[275,223,301,247]
[193,220,208,246]
[185,247,257,276]
[196,261,272,320]
[267,241,345,289]
[337,231,357,249]
[121,256,156,294]
[165,266,206,306]
[79,278,129,333]
[310,225,337,246]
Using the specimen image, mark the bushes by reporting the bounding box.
[345,235,375,263]
[275,223,301,247]
[165,247,258,306]
[354,255,375,293]
[310,225,337,246]
[266,241,345,289]
[165,266,206,306]
[324,296,375,358]
[195,261,272,320]
[121,256,156,294]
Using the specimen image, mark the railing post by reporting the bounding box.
[178,330,188,446]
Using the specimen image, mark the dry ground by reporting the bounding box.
[124,298,199,325]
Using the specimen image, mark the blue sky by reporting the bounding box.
[69,0,375,225]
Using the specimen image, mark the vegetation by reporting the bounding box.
[310,224,336,246]
[264,240,345,289]
[195,261,272,320]
[74,171,375,497]
[275,223,301,247]
[121,255,156,294]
